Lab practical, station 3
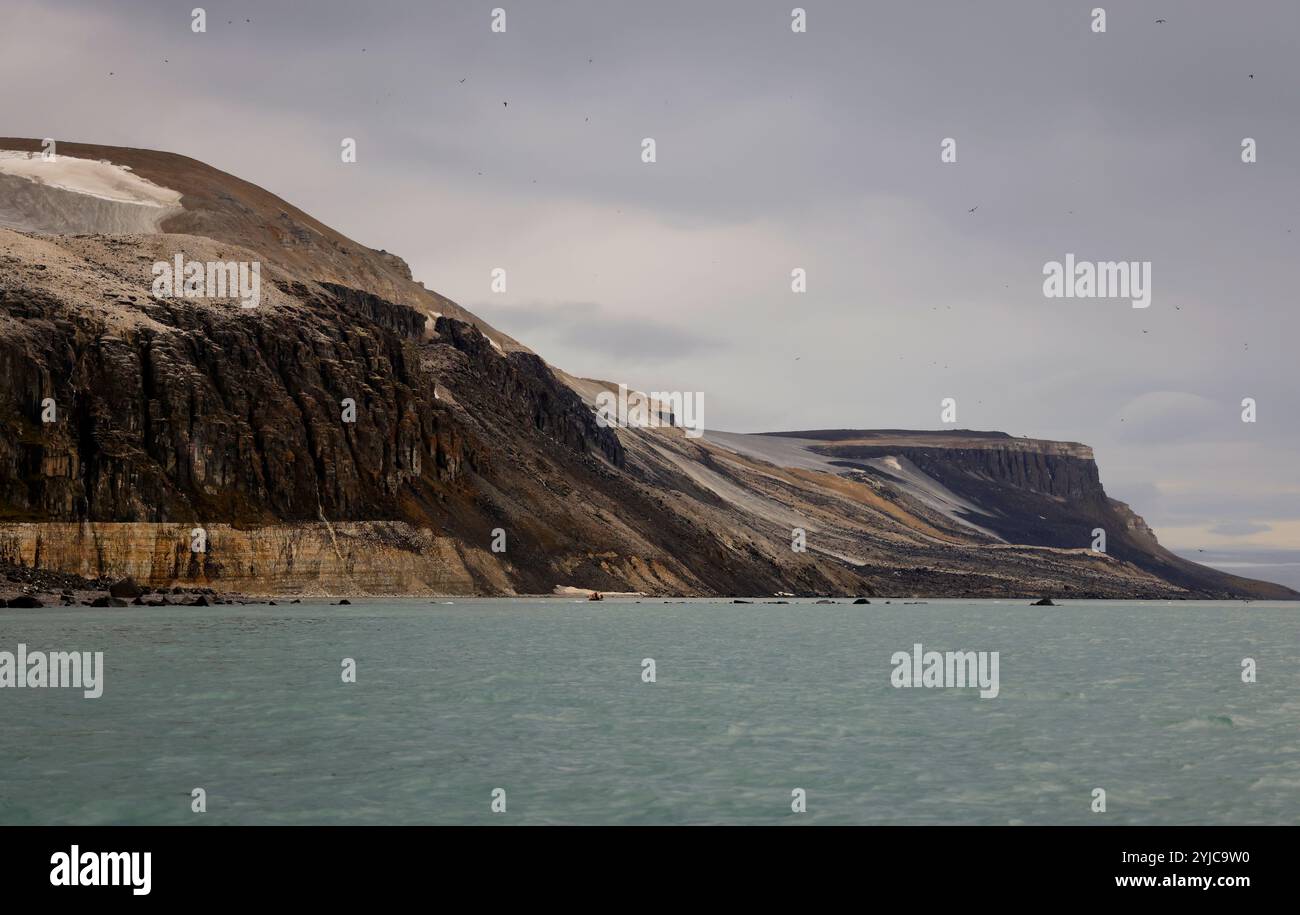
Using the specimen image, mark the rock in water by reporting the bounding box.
[1032,597,1057,606]
[7,594,43,608]
[853,597,870,604]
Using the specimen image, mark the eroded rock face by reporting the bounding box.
[0,263,1288,599]
[0,522,506,595]
[0,245,651,595]
[1,279,470,524]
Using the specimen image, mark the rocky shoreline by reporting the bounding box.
[0,563,266,608]
[1,558,1223,608]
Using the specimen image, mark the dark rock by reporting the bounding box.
[89,596,128,607]
[8,594,43,608]
[732,599,751,604]
[336,599,351,605]
[1032,597,1057,606]
[109,577,143,599]
[190,596,211,606]
[853,597,870,604]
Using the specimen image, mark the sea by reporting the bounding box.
[1,598,1296,825]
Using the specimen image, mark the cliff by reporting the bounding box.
[0,139,1292,600]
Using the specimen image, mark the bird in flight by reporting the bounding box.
[968,206,978,213]
[1155,19,1166,24]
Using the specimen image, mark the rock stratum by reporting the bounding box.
[0,138,1293,599]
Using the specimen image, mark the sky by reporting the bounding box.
[3,0,1298,585]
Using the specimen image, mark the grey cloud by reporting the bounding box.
[1208,521,1273,536]
[472,301,721,366]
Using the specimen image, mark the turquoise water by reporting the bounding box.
[1,598,1296,825]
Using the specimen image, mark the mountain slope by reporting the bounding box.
[0,137,524,352]
[0,140,1292,599]
[747,430,1294,599]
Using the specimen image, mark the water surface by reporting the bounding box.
[1,598,1296,825]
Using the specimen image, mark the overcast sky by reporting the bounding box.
[4,1,1298,583]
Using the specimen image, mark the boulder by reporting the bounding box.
[7,595,43,608]
[109,577,143,599]
[90,596,128,607]
[1032,597,1057,606]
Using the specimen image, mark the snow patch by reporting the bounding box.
[0,151,183,207]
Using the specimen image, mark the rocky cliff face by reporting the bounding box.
[0,139,1293,599]
[0,521,510,595]
[789,432,1292,599]
[1,277,461,524]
